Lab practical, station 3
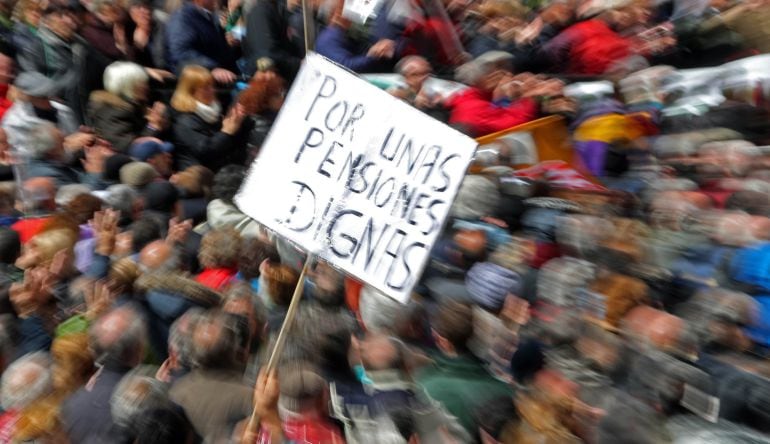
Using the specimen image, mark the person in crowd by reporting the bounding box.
[11,177,57,243]
[164,0,239,82]
[14,3,84,115]
[2,72,80,150]
[242,0,304,79]
[274,364,347,443]
[112,367,194,443]
[195,227,240,290]
[0,44,14,122]
[205,164,264,237]
[87,61,168,152]
[169,64,247,171]
[170,164,213,224]
[416,300,511,435]
[237,65,285,161]
[11,0,43,57]
[22,121,106,187]
[124,0,166,69]
[446,51,559,137]
[60,304,148,443]
[315,0,397,73]
[129,137,174,178]
[388,55,443,112]
[169,309,252,442]
[0,352,65,441]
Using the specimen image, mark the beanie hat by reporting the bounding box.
[143,182,179,213]
[120,162,159,188]
[466,262,521,312]
[104,154,133,183]
[450,175,500,221]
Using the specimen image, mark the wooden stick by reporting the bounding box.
[242,254,312,441]
[301,0,314,54]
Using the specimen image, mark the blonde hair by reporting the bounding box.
[31,229,77,265]
[171,65,213,113]
[51,333,93,395]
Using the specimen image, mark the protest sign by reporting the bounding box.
[235,53,477,303]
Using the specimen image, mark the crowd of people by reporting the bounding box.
[0,0,770,441]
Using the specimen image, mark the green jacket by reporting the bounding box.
[416,353,512,435]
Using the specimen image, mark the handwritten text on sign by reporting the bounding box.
[236,53,476,303]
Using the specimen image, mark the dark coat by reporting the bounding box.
[61,368,132,444]
[164,3,238,73]
[87,90,158,153]
[170,111,247,171]
[16,26,86,119]
[242,0,303,79]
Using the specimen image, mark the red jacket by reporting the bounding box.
[447,88,539,137]
[544,19,631,75]
[0,84,12,121]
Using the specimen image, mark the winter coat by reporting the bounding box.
[169,111,245,171]
[164,3,238,73]
[87,90,157,152]
[316,25,390,73]
[15,26,86,115]
[242,0,303,79]
[541,19,632,75]
[416,353,512,434]
[2,99,79,150]
[446,87,538,137]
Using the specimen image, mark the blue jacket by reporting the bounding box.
[315,25,388,73]
[164,3,238,73]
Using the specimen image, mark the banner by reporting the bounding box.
[236,53,477,303]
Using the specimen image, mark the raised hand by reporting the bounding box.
[166,217,193,245]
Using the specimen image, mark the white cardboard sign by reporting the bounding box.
[236,53,477,303]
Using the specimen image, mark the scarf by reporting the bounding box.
[194,100,222,124]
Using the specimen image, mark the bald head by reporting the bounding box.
[191,310,240,370]
[90,305,147,369]
[138,240,173,270]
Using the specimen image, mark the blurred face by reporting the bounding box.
[193,79,216,105]
[403,60,432,92]
[24,2,43,27]
[44,11,77,41]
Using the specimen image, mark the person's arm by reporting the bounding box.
[173,114,237,163]
[15,38,44,74]
[315,27,381,73]
[244,1,302,74]
[454,95,539,135]
[538,26,574,71]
